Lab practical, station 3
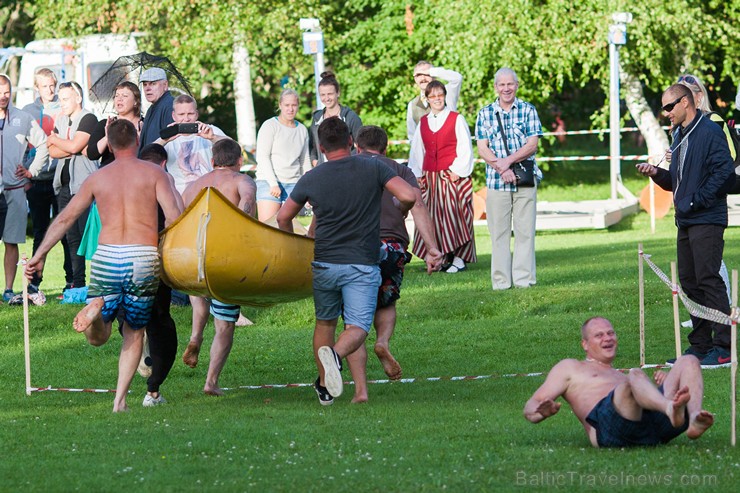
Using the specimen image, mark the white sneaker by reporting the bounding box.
[137,332,152,378]
[318,346,343,398]
[142,393,167,407]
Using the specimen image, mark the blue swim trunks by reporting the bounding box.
[87,244,160,329]
[586,387,689,447]
[210,299,240,322]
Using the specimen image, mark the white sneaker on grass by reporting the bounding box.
[143,393,167,407]
[318,346,343,398]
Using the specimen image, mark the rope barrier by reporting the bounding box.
[640,250,738,326]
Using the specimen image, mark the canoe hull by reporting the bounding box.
[160,187,314,307]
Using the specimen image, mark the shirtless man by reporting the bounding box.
[524,317,714,447]
[180,138,257,396]
[24,119,182,412]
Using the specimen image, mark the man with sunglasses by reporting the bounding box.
[637,84,735,367]
[406,61,462,140]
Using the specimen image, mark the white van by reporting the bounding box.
[6,33,140,115]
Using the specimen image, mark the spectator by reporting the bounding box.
[87,81,143,166]
[138,67,174,150]
[0,74,48,302]
[19,68,72,298]
[406,61,462,140]
[255,88,311,221]
[48,81,99,290]
[308,72,362,166]
[408,80,475,274]
[476,67,543,289]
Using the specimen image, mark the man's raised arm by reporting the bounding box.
[523,359,574,423]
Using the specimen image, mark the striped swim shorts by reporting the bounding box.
[87,244,160,329]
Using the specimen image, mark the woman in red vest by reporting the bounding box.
[408,81,475,273]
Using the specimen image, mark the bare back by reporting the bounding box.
[86,156,181,246]
[182,167,257,215]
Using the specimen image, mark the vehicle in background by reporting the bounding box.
[1,33,140,116]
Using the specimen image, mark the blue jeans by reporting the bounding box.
[256,180,296,203]
[311,261,381,333]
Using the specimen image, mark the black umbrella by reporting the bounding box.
[89,51,192,114]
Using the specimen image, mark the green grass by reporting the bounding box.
[1,209,739,492]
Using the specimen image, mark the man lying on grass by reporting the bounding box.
[524,317,714,447]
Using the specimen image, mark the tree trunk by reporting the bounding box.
[621,68,670,167]
[232,40,256,152]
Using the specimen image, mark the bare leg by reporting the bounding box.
[4,242,18,292]
[373,304,402,380]
[113,323,145,412]
[334,326,368,359]
[183,295,209,368]
[257,201,281,223]
[662,356,714,438]
[203,319,235,396]
[347,343,368,403]
[73,298,111,346]
[626,368,689,428]
[314,319,338,386]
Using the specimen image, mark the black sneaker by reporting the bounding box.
[666,346,708,365]
[700,347,732,368]
[314,377,334,406]
[318,346,343,397]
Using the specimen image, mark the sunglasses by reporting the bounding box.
[678,75,699,87]
[662,95,685,113]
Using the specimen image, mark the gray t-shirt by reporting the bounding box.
[290,154,397,265]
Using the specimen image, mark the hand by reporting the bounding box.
[46,132,59,146]
[501,168,517,184]
[269,185,281,198]
[105,116,116,134]
[425,247,444,274]
[197,122,214,140]
[24,256,45,282]
[653,370,667,386]
[536,399,561,418]
[635,162,658,177]
[15,164,32,180]
[664,148,672,165]
[447,171,460,182]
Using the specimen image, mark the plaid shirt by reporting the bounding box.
[475,97,543,191]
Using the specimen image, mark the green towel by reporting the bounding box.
[77,202,101,260]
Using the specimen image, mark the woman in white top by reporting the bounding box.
[255,89,311,221]
[408,80,475,273]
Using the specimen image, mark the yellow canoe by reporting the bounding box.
[159,187,314,307]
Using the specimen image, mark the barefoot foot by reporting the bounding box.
[204,385,224,397]
[183,341,201,368]
[351,395,368,404]
[73,298,104,333]
[235,313,253,326]
[666,386,691,428]
[687,410,714,439]
[374,344,402,380]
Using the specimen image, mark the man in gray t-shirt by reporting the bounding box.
[277,118,416,405]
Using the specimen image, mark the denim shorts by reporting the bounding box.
[256,180,296,203]
[311,261,381,332]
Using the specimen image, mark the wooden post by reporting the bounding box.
[22,256,31,396]
[732,270,737,446]
[670,262,681,360]
[638,244,645,367]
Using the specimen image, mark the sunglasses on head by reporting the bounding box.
[678,75,699,87]
[662,95,685,113]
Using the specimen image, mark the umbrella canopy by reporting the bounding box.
[89,51,192,115]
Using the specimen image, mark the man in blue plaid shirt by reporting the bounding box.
[475,67,542,290]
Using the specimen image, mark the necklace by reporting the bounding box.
[585,357,611,368]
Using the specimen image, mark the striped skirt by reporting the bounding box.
[411,170,477,263]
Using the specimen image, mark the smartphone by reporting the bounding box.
[160,123,199,140]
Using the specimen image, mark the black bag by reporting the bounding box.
[495,112,536,187]
[511,159,536,187]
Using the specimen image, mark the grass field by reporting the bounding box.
[1,202,739,491]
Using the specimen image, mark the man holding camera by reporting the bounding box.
[476,67,542,290]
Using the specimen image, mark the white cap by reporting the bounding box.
[139,67,167,82]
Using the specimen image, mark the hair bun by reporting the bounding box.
[320,71,336,81]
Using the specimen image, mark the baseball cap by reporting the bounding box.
[139,67,167,82]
